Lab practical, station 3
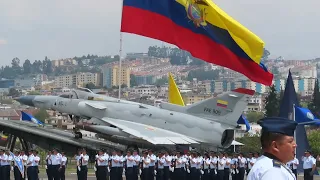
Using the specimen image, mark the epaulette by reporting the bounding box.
[272,159,281,168]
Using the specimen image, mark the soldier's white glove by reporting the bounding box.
[94,166,97,172]
[236,169,239,174]
[77,166,81,171]
[169,167,174,172]
[214,169,217,174]
[108,167,110,172]
[200,170,204,174]
[139,169,142,175]
[154,170,157,175]
[187,169,190,173]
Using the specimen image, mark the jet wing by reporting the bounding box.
[0,119,125,155]
[101,118,199,145]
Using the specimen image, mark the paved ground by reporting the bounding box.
[10,171,320,179]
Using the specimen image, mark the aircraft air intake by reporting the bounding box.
[221,129,234,148]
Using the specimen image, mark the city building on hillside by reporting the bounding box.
[101,65,130,88]
[0,79,14,88]
[182,93,212,105]
[54,72,99,88]
[135,75,156,85]
[14,77,36,89]
[130,85,158,96]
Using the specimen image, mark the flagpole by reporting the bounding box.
[233,129,236,152]
[118,0,124,100]
[293,103,297,156]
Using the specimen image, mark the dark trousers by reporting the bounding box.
[118,167,123,180]
[47,165,53,180]
[224,168,230,180]
[133,166,138,180]
[79,166,88,180]
[51,165,60,180]
[97,166,108,180]
[190,167,200,180]
[174,167,186,180]
[27,166,37,180]
[148,166,155,180]
[217,170,224,180]
[238,167,245,180]
[60,166,66,180]
[156,168,164,180]
[292,169,297,179]
[203,169,210,180]
[163,166,169,180]
[141,168,149,180]
[110,167,118,180]
[210,168,217,180]
[14,166,24,180]
[1,165,10,180]
[304,168,313,180]
[125,167,134,180]
[77,166,81,180]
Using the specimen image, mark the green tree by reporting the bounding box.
[236,134,261,153]
[307,129,320,156]
[154,76,168,86]
[23,59,32,74]
[264,85,279,117]
[246,111,265,123]
[8,88,21,97]
[33,109,49,122]
[85,82,96,90]
[308,79,320,117]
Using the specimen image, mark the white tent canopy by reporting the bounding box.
[231,140,244,146]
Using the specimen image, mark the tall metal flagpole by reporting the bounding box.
[118,0,124,100]
[233,129,236,152]
[293,103,297,156]
[118,33,123,99]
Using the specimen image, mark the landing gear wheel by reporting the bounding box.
[73,127,82,139]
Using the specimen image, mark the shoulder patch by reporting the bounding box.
[272,160,281,168]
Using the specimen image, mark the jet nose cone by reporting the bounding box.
[15,96,35,107]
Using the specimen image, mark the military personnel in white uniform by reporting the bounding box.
[247,117,298,180]
[141,151,150,180]
[302,150,316,180]
[60,152,67,180]
[132,150,140,180]
[237,153,246,180]
[287,155,298,178]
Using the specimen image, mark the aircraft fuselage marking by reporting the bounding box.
[204,107,221,115]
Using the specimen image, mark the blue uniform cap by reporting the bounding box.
[258,117,298,136]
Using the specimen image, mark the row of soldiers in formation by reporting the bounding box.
[75,148,301,180]
[0,148,68,180]
[0,147,306,180]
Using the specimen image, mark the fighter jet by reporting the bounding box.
[16,88,254,151]
[60,87,141,105]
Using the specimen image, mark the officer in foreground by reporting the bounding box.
[247,117,298,180]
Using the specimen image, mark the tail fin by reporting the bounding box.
[185,88,255,126]
[168,72,185,106]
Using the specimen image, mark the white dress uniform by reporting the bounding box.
[247,155,296,180]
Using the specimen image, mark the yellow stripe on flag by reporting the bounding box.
[168,73,185,106]
[175,0,264,63]
[217,100,228,105]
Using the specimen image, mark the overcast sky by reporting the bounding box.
[0,0,319,66]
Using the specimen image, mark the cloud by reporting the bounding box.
[0,39,7,45]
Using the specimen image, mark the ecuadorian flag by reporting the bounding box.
[121,0,273,85]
